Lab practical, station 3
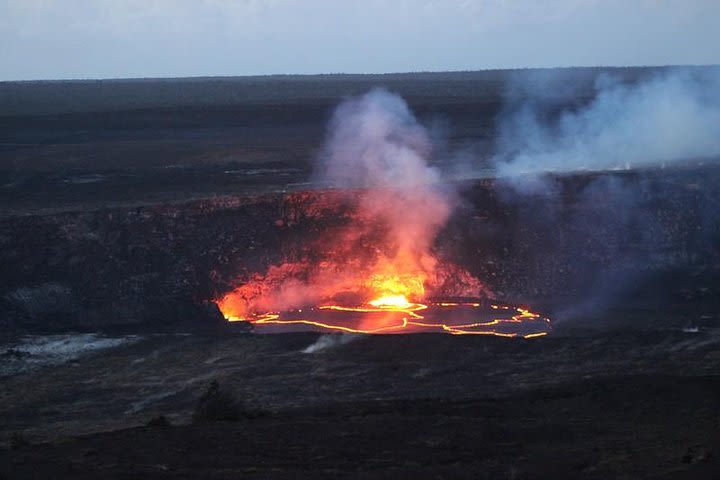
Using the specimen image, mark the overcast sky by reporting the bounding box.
[1,0,718,81]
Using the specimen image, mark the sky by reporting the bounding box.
[1,0,719,81]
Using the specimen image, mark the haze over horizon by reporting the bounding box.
[1,0,719,82]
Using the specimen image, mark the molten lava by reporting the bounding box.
[213,214,551,338]
[212,190,552,339]
[215,90,551,338]
[218,291,551,338]
[368,295,413,309]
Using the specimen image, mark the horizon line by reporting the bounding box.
[3,63,719,84]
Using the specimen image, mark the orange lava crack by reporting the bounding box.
[223,300,550,339]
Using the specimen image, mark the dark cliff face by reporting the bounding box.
[0,192,347,333]
[1,166,718,334]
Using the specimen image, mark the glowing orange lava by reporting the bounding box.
[214,92,551,339]
[214,249,551,338]
[218,293,551,339]
[368,295,413,308]
[213,187,548,339]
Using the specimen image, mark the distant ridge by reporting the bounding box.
[1,65,718,116]
[3,64,717,84]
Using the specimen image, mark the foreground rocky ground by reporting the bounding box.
[1,325,719,479]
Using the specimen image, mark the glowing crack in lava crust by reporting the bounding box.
[215,89,551,338]
[218,295,551,338]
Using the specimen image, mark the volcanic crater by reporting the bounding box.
[1,69,720,479]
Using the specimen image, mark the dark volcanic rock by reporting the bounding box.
[0,167,719,333]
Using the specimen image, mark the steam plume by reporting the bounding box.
[315,88,454,296]
[494,68,720,177]
[218,89,486,319]
[490,67,720,322]
[302,334,360,354]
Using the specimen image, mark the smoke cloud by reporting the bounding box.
[494,68,720,177]
[317,89,439,189]
[220,71,720,324]
[218,89,486,319]
[302,333,360,354]
[315,88,454,294]
[490,68,720,322]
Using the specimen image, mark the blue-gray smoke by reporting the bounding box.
[494,68,720,177]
